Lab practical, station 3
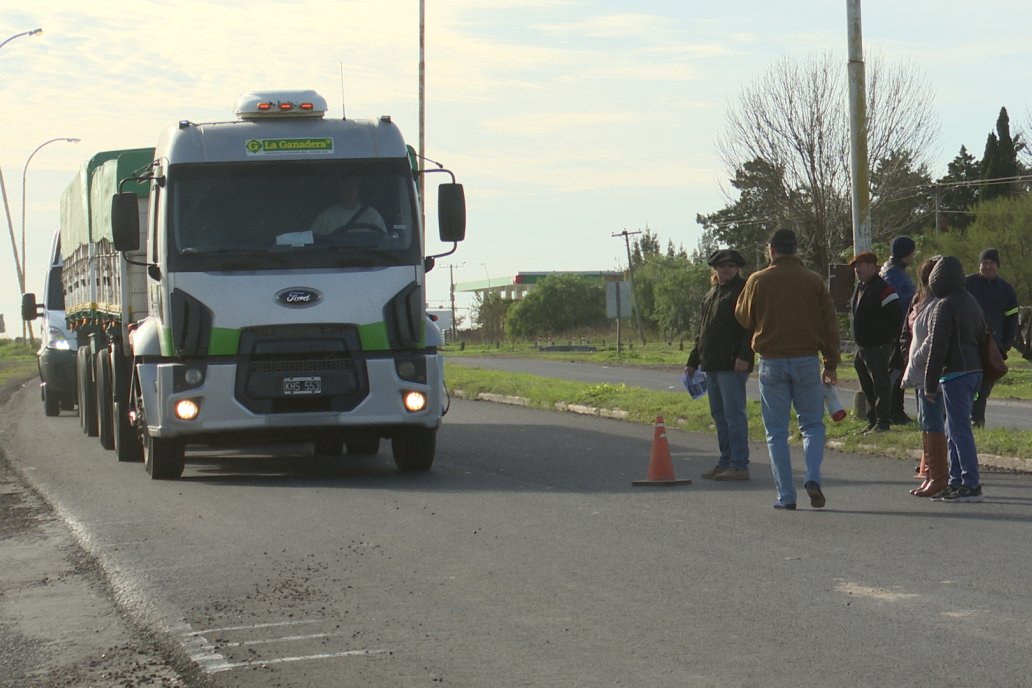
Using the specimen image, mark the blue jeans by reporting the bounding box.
[758,356,826,505]
[707,370,750,470]
[915,388,945,433]
[941,372,982,488]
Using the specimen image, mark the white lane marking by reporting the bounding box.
[206,649,389,673]
[219,632,341,647]
[183,619,321,636]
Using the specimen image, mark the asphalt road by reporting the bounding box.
[4,383,1032,687]
[450,356,1032,429]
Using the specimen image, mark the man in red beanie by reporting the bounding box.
[851,251,903,433]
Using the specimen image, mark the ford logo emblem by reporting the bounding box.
[275,288,322,308]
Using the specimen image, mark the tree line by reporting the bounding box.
[471,51,1032,343]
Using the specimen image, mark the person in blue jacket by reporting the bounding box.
[881,236,917,424]
[965,248,1019,427]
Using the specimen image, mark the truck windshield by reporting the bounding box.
[168,159,419,271]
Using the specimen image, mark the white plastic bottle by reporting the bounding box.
[824,383,847,422]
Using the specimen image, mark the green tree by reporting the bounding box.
[929,193,1032,304]
[936,146,981,231]
[696,158,794,274]
[870,150,933,241]
[981,107,1022,201]
[472,291,511,342]
[504,274,606,339]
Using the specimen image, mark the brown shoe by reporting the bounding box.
[701,465,728,480]
[714,467,750,481]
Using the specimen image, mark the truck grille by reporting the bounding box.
[234,324,369,414]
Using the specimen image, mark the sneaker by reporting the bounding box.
[930,485,960,501]
[872,423,891,433]
[858,422,877,435]
[938,485,985,503]
[714,467,750,481]
[701,465,728,480]
[773,500,796,510]
[805,481,826,509]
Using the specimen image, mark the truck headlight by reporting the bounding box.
[402,390,427,412]
[174,398,202,420]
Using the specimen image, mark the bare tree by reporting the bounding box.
[716,52,939,272]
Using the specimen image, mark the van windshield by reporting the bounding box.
[167,159,420,271]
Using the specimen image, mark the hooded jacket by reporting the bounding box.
[923,256,985,393]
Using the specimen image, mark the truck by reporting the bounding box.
[28,89,466,479]
[21,229,79,416]
[24,148,153,450]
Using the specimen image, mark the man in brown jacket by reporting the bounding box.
[735,228,840,510]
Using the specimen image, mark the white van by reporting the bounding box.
[22,230,78,416]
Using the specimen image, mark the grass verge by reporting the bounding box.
[446,361,1032,463]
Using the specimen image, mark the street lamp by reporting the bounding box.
[0,28,42,51]
[21,137,81,297]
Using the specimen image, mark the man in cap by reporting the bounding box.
[965,248,1018,427]
[735,229,840,510]
[881,236,917,424]
[851,251,902,433]
[686,248,753,481]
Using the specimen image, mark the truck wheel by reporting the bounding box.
[145,435,185,480]
[313,438,344,456]
[347,436,380,456]
[391,428,436,472]
[95,353,115,450]
[113,401,143,463]
[76,347,93,433]
[79,347,98,436]
[43,386,60,417]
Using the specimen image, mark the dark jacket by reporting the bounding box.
[851,274,902,347]
[965,272,1018,352]
[687,273,754,372]
[924,256,985,393]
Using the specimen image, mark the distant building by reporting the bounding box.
[454,271,620,301]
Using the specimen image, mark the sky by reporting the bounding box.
[1,0,1030,336]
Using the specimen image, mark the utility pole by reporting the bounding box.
[443,261,465,340]
[612,229,646,345]
[846,0,871,253]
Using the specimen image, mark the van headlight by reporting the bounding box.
[47,327,71,350]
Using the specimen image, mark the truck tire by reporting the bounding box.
[43,386,60,417]
[347,436,380,456]
[391,428,436,472]
[113,401,143,462]
[95,353,115,450]
[145,435,185,480]
[77,347,98,436]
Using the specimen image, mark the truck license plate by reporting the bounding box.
[283,376,322,396]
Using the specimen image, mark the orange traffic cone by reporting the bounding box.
[632,416,692,486]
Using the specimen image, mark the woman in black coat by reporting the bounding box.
[922,255,986,503]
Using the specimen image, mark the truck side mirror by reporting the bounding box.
[111,193,140,252]
[437,183,466,243]
[21,292,40,322]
